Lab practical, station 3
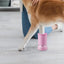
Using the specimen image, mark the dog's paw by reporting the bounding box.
[18,48,24,52]
[18,49,22,52]
[60,30,63,32]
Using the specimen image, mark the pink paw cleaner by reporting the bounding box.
[38,33,48,51]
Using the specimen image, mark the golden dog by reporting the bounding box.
[19,0,64,51]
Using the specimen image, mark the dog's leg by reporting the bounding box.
[18,16,39,51]
[18,25,39,51]
[39,24,45,34]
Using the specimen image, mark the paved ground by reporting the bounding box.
[0,11,64,64]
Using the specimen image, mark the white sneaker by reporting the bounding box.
[55,22,63,32]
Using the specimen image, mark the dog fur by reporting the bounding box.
[19,0,64,51]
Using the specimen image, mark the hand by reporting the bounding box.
[32,0,39,5]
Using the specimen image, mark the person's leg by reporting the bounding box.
[33,24,58,39]
[22,5,31,37]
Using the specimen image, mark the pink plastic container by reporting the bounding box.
[38,33,48,51]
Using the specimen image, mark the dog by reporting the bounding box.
[18,0,64,51]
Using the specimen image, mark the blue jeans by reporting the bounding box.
[22,5,52,39]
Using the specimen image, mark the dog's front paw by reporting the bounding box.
[18,48,24,52]
[18,42,26,52]
[60,30,63,32]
